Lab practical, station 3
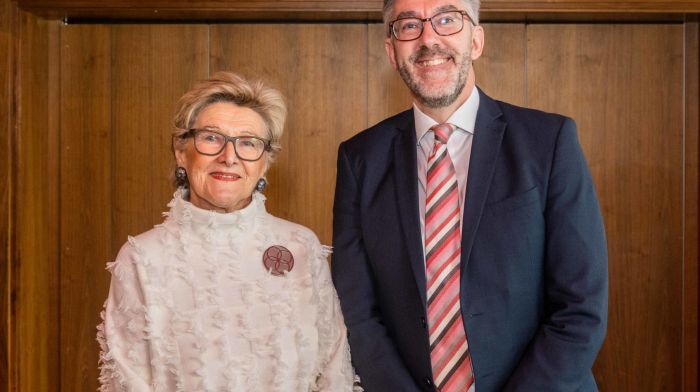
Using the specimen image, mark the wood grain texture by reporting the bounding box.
[367,23,412,126]
[211,23,367,246]
[475,23,526,107]
[14,0,700,20]
[527,24,685,391]
[684,20,699,392]
[0,0,14,390]
[111,24,208,253]
[59,24,112,392]
[15,9,61,392]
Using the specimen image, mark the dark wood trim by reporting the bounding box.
[0,0,18,390]
[12,10,61,392]
[684,19,700,392]
[13,0,700,22]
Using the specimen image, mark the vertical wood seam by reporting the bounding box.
[53,19,62,392]
[4,2,19,391]
[683,17,699,392]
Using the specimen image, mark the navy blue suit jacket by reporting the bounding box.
[331,89,608,392]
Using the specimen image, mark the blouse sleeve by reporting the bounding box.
[96,239,153,392]
[310,239,363,392]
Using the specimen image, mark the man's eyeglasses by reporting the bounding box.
[183,128,271,161]
[389,10,473,41]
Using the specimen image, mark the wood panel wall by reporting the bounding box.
[683,20,699,392]
[14,0,700,20]
[2,1,698,390]
[528,24,686,389]
[0,0,15,390]
[16,8,60,392]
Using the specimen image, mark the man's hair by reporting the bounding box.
[382,0,481,36]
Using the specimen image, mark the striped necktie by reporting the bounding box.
[425,123,474,391]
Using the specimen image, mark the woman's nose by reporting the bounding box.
[220,140,239,166]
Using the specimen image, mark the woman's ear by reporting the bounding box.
[174,140,188,168]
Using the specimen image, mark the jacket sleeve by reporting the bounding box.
[331,142,422,391]
[503,118,608,391]
[97,241,153,392]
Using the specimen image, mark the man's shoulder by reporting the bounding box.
[342,108,413,148]
[480,90,572,129]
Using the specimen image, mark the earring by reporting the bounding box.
[255,178,267,192]
[176,166,187,181]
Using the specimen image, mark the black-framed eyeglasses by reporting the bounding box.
[183,128,271,161]
[389,10,473,41]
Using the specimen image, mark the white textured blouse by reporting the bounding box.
[97,190,359,391]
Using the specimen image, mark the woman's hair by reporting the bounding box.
[171,71,287,188]
[382,0,481,36]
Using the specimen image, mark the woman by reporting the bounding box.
[97,72,359,391]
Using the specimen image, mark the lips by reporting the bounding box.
[210,172,241,181]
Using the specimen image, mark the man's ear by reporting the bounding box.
[385,37,398,70]
[470,25,485,61]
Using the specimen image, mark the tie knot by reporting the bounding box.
[430,123,454,144]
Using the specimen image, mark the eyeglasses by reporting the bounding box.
[389,10,473,41]
[184,128,271,161]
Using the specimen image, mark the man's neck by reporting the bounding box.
[415,94,470,124]
[414,73,476,124]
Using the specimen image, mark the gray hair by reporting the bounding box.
[382,0,480,37]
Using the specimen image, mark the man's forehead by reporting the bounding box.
[393,1,462,19]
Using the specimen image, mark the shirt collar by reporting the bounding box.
[414,86,480,145]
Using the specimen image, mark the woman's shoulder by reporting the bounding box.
[114,225,168,261]
[265,214,320,243]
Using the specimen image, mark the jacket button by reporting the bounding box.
[421,317,427,328]
[424,377,433,386]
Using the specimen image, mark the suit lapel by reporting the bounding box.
[461,90,506,274]
[391,91,506,308]
[392,112,429,309]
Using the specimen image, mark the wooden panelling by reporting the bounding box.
[111,24,208,252]
[527,24,685,390]
[0,0,14,389]
[684,20,699,392]
[367,23,412,126]
[15,9,61,392]
[485,0,700,12]
[14,0,700,21]
[59,24,112,392]
[475,24,527,107]
[211,24,367,246]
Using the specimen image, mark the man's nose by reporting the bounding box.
[417,20,441,46]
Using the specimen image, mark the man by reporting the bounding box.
[331,0,608,391]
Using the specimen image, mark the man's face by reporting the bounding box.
[384,0,484,109]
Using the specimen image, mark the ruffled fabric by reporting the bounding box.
[97,190,361,391]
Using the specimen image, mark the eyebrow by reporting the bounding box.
[395,5,460,19]
[198,126,257,136]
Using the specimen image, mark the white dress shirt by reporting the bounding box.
[415,87,480,250]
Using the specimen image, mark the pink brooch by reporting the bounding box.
[262,245,295,276]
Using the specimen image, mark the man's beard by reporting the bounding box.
[397,45,471,109]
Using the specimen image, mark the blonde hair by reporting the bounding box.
[171,71,287,188]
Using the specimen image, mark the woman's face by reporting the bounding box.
[175,102,269,213]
